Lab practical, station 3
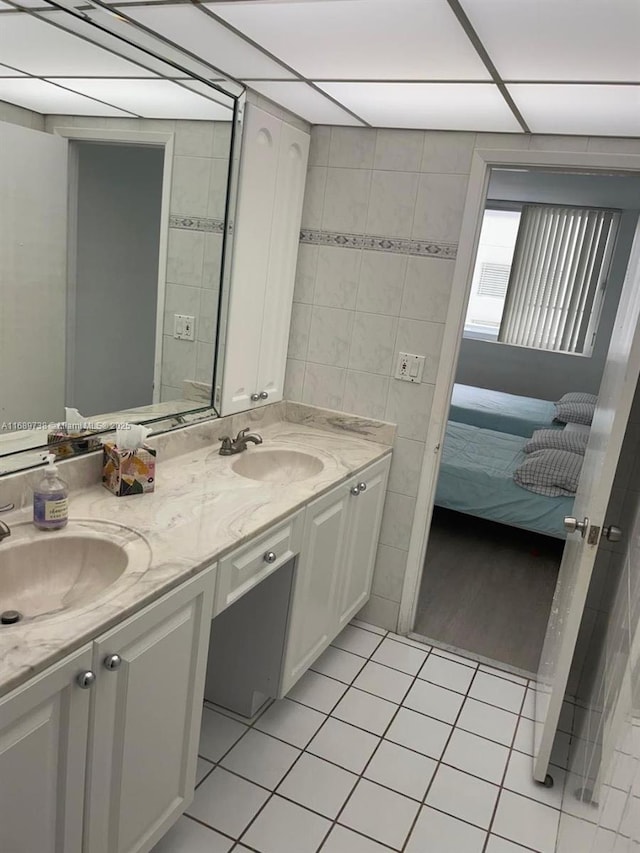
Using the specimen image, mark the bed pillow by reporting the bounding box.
[524,428,589,456]
[554,400,596,426]
[557,392,598,405]
[514,449,583,496]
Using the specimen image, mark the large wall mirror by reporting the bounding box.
[0,0,244,472]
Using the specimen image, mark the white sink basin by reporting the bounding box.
[232,449,323,484]
[0,521,149,624]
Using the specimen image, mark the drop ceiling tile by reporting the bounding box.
[212,0,489,81]
[508,84,640,137]
[0,63,27,76]
[318,83,522,132]
[0,14,157,76]
[248,82,363,126]
[126,5,294,79]
[462,0,640,82]
[53,78,230,119]
[0,78,131,116]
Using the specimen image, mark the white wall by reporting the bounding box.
[72,142,164,415]
[0,121,67,428]
[456,169,640,400]
[286,128,640,632]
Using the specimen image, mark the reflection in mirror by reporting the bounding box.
[0,0,241,471]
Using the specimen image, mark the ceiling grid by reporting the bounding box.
[0,0,637,134]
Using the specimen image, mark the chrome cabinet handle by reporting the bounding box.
[350,485,361,496]
[259,391,269,400]
[250,393,260,402]
[104,654,122,671]
[357,482,367,492]
[76,671,96,689]
[263,551,277,564]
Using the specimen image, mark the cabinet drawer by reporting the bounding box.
[214,510,304,615]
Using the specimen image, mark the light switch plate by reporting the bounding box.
[174,314,196,341]
[395,351,425,383]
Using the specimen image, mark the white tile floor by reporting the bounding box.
[152,621,568,853]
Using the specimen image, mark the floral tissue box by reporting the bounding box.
[102,442,156,496]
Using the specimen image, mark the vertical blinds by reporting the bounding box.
[498,205,619,353]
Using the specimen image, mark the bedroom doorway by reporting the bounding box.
[400,153,640,678]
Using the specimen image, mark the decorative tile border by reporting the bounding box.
[300,228,457,259]
[170,215,225,233]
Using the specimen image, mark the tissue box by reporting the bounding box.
[102,443,156,496]
[48,430,102,458]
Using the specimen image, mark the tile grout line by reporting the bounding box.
[193,624,563,852]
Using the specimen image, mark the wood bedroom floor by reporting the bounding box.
[414,507,564,674]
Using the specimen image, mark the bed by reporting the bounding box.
[450,384,559,437]
[435,421,574,539]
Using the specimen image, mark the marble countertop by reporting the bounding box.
[0,419,391,698]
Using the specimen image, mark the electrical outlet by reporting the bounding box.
[174,314,196,341]
[395,351,425,383]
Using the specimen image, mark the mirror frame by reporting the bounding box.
[0,1,246,475]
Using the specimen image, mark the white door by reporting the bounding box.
[534,220,640,783]
[0,644,92,853]
[0,122,68,425]
[337,458,390,630]
[84,568,214,853]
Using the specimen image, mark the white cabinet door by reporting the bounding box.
[84,566,215,853]
[0,644,92,853]
[337,457,391,630]
[255,120,310,404]
[280,484,349,694]
[220,105,310,415]
[221,106,282,415]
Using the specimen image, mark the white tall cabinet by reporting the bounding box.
[220,105,310,415]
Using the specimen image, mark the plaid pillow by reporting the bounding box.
[554,400,595,426]
[557,392,598,405]
[514,448,583,496]
[524,428,589,456]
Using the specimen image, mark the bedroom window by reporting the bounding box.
[464,204,620,355]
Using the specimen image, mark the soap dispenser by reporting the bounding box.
[33,454,69,530]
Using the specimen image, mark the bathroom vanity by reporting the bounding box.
[0,408,392,853]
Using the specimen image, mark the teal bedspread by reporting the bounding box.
[435,421,573,539]
[450,384,558,437]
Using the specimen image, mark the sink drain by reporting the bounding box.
[1,610,21,625]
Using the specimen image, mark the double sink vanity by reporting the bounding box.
[0,402,393,853]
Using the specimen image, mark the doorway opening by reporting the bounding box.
[63,131,172,417]
[408,164,640,676]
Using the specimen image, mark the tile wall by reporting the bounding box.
[43,114,231,403]
[285,126,640,631]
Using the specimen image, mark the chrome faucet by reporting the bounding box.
[219,428,263,456]
[0,503,14,543]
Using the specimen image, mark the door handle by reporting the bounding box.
[603,525,623,543]
[564,516,589,537]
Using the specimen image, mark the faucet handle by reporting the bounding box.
[235,427,250,441]
[219,436,233,453]
[0,503,15,513]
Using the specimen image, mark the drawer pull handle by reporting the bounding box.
[104,654,122,671]
[76,671,96,689]
[350,485,361,496]
[250,393,261,402]
[264,551,277,564]
[259,391,269,400]
[357,482,367,492]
